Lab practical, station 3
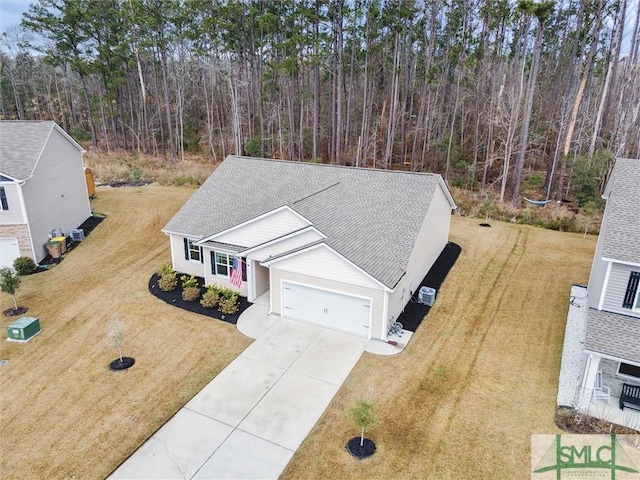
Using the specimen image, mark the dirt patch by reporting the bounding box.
[555,406,640,434]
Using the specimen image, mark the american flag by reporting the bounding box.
[230,256,243,289]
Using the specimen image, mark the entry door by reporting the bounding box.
[283,282,371,337]
[0,238,21,269]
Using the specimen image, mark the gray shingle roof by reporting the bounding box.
[585,308,640,363]
[0,121,60,180]
[601,158,640,265]
[163,156,456,289]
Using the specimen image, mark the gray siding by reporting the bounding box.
[21,128,91,262]
[0,182,26,224]
[587,208,609,309]
[600,357,640,399]
[602,263,640,318]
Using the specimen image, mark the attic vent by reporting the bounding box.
[418,286,436,306]
[71,229,85,242]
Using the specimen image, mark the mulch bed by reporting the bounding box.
[397,242,462,332]
[36,214,106,270]
[148,274,251,325]
[555,406,640,434]
[345,437,376,459]
[3,307,28,317]
[109,357,135,371]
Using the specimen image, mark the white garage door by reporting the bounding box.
[0,238,21,269]
[283,282,371,337]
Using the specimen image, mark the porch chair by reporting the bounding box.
[593,370,610,404]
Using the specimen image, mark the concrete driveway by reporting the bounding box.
[109,319,368,479]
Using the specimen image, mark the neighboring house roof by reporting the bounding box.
[163,155,456,289]
[585,308,640,363]
[600,158,640,265]
[0,121,84,181]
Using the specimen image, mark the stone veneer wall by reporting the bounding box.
[600,357,640,399]
[0,224,33,260]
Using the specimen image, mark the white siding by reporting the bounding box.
[246,229,323,262]
[213,208,310,247]
[0,183,26,224]
[202,248,248,296]
[253,262,269,298]
[21,128,91,262]
[601,263,640,318]
[271,269,385,339]
[266,245,382,289]
[170,234,206,277]
[387,185,452,323]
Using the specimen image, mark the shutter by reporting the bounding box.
[199,246,204,263]
[183,238,189,260]
[211,251,217,274]
[622,271,640,309]
[242,258,247,281]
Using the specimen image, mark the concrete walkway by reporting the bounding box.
[109,319,368,479]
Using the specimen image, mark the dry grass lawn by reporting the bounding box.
[0,186,596,479]
[0,186,251,479]
[282,216,596,479]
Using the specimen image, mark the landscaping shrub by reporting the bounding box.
[180,274,201,301]
[156,262,174,277]
[158,272,178,292]
[182,286,201,302]
[200,285,220,308]
[219,296,239,315]
[218,286,239,315]
[13,257,37,275]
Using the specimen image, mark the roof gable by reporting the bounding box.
[0,121,85,181]
[600,158,640,265]
[207,206,311,248]
[163,156,456,288]
[262,242,385,290]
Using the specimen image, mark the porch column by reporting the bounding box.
[246,259,255,302]
[577,354,601,412]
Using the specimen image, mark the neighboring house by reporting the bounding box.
[0,121,92,267]
[163,155,456,340]
[581,158,640,403]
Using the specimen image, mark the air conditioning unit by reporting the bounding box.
[71,229,85,242]
[418,286,436,306]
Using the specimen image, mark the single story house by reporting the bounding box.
[0,121,92,266]
[163,155,457,340]
[580,158,640,405]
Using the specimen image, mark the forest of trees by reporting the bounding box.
[1,0,639,205]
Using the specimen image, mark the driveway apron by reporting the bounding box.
[109,319,368,479]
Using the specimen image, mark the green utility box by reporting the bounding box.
[6,317,41,342]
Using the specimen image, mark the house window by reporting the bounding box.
[212,252,232,276]
[183,238,203,263]
[622,271,640,310]
[0,187,7,210]
[618,362,640,381]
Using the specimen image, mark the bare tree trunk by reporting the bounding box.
[512,23,544,206]
[588,0,625,156]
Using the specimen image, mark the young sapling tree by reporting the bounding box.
[108,315,125,363]
[0,267,21,311]
[349,397,380,447]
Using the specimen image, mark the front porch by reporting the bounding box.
[589,398,640,431]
